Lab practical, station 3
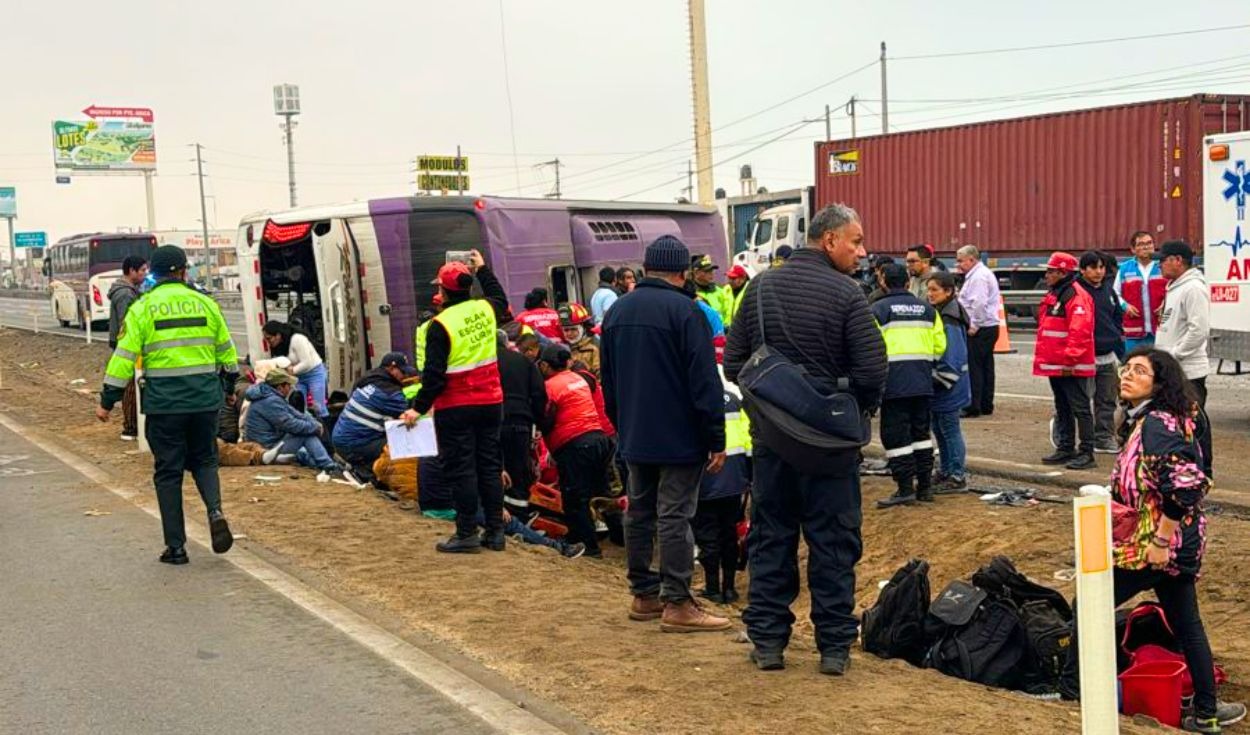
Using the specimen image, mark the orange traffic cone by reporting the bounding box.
[993,296,1016,354]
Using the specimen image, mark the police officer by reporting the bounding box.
[403,249,509,554]
[96,245,239,564]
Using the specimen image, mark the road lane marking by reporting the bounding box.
[0,411,569,735]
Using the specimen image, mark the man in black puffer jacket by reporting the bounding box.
[725,203,888,676]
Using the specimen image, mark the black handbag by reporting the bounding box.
[735,273,871,468]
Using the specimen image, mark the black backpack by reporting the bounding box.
[971,556,1073,691]
[861,559,932,665]
[924,579,1030,689]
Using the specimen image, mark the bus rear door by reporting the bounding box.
[312,220,368,392]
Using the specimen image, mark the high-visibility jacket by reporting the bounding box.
[1116,258,1168,339]
[871,291,947,399]
[101,280,238,414]
[414,320,432,372]
[729,285,748,322]
[1033,275,1096,378]
[700,379,751,500]
[697,284,734,328]
[431,298,502,410]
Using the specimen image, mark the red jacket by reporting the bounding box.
[542,370,604,451]
[1118,261,1168,339]
[1033,276,1096,378]
[573,368,615,438]
[516,308,565,342]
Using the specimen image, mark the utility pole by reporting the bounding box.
[879,41,889,134]
[195,143,211,285]
[688,0,714,204]
[456,144,465,195]
[682,160,694,201]
[537,158,562,199]
[281,115,298,207]
[273,84,301,208]
[847,96,858,140]
[824,104,832,142]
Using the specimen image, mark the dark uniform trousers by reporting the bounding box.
[743,445,863,655]
[880,395,935,494]
[145,411,223,549]
[1050,376,1094,455]
[499,423,534,518]
[435,403,505,539]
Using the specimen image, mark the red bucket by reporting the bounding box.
[1118,659,1187,727]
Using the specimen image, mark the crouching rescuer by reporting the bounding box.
[96,244,239,564]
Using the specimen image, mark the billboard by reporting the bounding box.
[0,187,14,217]
[52,109,156,171]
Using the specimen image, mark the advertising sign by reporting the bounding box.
[0,187,14,217]
[417,154,469,193]
[52,106,156,171]
[14,232,47,248]
[828,149,860,176]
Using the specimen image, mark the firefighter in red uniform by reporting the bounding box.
[404,250,510,553]
[1034,252,1097,470]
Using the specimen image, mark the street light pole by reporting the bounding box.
[195,143,212,284]
[273,84,301,208]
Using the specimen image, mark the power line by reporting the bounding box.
[497,0,522,193]
[891,23,1250,61]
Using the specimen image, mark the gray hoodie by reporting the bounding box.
[1154,267,1210,380]
[107,278,141,348]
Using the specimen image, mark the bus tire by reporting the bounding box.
[59,318,70,328]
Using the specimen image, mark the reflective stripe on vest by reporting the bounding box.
[431,299,502,409]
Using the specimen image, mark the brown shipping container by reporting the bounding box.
[814,94,1250,256]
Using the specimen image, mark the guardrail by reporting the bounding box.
[0,288,49,301]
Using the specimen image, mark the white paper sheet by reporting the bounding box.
[385,417,438,459]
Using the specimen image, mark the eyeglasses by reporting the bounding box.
[904,258,922,264]
[1119,364,1154,378]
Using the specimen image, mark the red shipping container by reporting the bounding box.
[815,94,1250,257]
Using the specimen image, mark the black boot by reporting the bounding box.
[721,564,739,604]
[436,534,483,554]
[698,561,722,603]
[877,476,916,508]
[1042,449,1077,465]
[159,546,189,565]
[914,448,935,502]
[480,529,507,551]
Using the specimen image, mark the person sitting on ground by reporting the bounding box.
[217,379,249,444]
[559,303,601,378]
[536,343,611,559]
[1059,348,1244,734]
[332,352,417,488]
[262,320,330,418]
[243,367,341,472]
[926,271,972,493]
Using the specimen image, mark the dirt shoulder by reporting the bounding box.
[3,328,1246,735]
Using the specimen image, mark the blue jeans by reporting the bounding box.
[472,510,560,549]
[278,433,338,470]
[930,410,967,480]
[298,363,329,417]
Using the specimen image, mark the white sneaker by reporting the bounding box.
[120,433,137,442]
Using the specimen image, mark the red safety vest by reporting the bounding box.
[431,299,503,410]
[1119,261,1168,338]
[515,308,565,342]
[1033,280,1096,378]
[543,370,604,451]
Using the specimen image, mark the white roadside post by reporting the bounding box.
[85,312,92,344]
[1075,484,1119,735]
[135,362,149,453]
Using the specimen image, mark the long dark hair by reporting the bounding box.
[1117,347,1198,442]
[262,320,297,357]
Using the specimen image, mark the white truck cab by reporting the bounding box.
[1203,131,1250,363]
[733,202,807,273]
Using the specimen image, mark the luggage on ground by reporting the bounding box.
[861,558,932,665]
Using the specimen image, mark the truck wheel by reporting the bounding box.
[58,318,70,328]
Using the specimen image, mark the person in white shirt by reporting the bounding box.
[955,245,1003,417]
[262,321,329,417]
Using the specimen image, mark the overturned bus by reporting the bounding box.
[235,195,727,392]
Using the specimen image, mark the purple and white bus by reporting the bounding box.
[236,195,727,392]
[44,232,158,329]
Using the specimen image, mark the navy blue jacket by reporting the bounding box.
[331,369,409,451]
[600,278,725,464]
[1077,277,1126,358]
[932,299,972,414]
[244,382,322,448]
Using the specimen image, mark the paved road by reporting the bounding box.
[0,422,494,735]
[0,296,250,356]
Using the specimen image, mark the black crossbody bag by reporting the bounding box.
[735,273,870,470]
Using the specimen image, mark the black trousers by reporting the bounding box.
[500,423,534,518]
[1191,377,1214,479]
[1061,568,1218,719]
[743,445,862,655]
[693,494,742,593]
[1049,376,1094,455]
[968,325,999,414]
[339,436,386,486]
[880,395,934,494]
[145,411,223,549]
[434,403,504,538]
[552,431,611,555]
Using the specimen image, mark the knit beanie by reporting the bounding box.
[643,235,690,273]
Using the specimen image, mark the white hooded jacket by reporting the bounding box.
[1154,267,1210,380]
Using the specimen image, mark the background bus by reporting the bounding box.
[235,195,727,393]
[43,233,158,329]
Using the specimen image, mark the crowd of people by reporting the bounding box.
[98,207,1236,731]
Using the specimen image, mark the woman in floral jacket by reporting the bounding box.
[1061,348,1243,733]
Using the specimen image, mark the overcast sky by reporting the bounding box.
[1,0,1247,250]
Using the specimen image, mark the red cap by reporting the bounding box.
[1046,252,1078,272]
[437,261,473,292]
[726,265,749,279]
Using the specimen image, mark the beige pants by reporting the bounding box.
[217,439,265,466]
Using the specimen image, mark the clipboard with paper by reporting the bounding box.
[385,417,439,459]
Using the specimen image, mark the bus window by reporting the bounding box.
[91,237,156,266]
[551,266,576,305]
[408,211,484,308]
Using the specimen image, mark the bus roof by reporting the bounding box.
[51,232,155,247]
[239,195,719,226]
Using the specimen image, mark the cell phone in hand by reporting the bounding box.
[445,250,473,265]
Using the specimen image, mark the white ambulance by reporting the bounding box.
[1204,131,1250,362]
